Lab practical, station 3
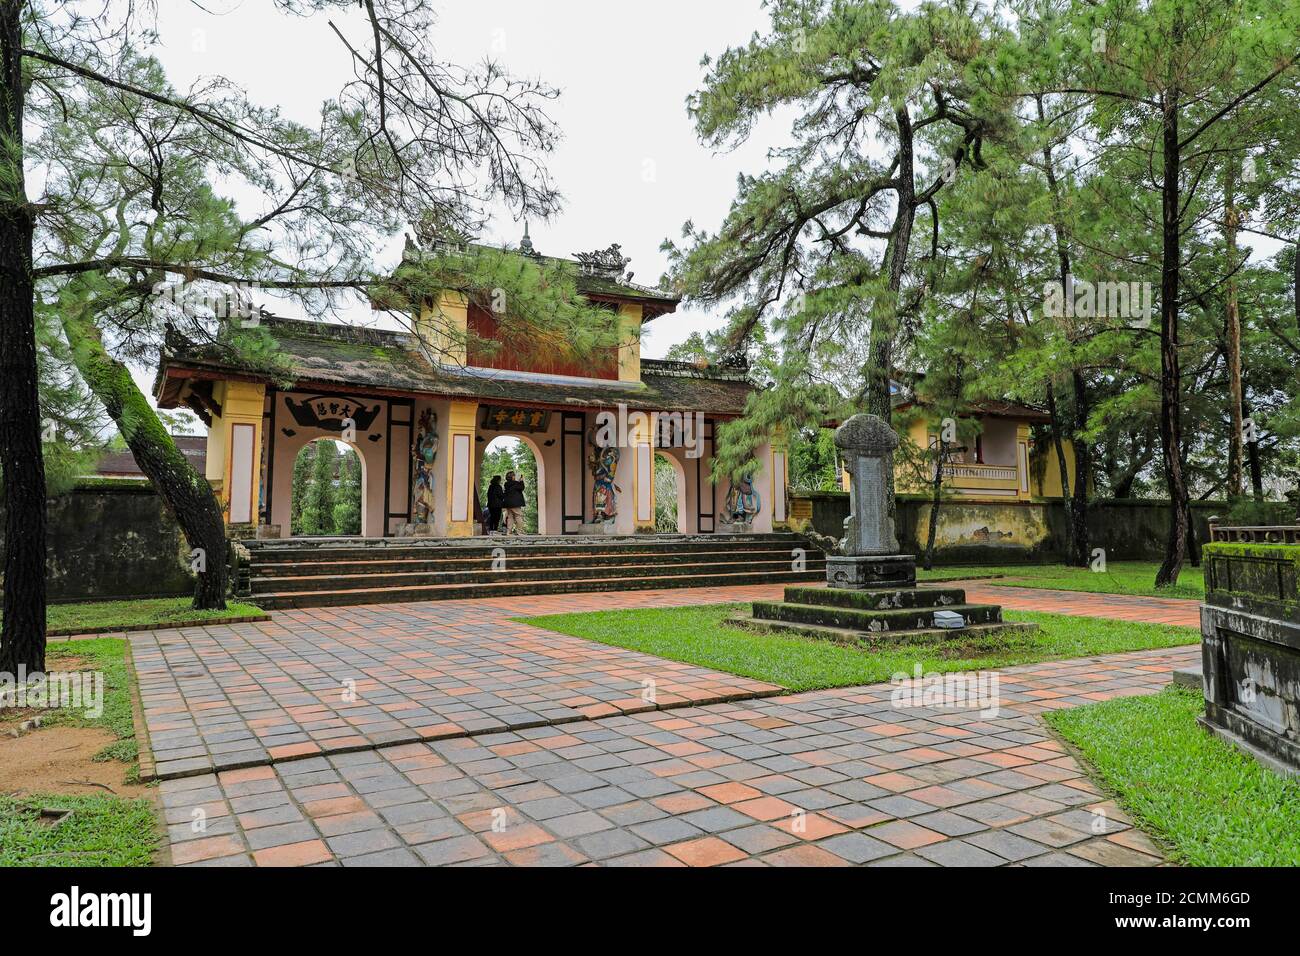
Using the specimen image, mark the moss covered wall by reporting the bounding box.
[798,492,1225,564]
[1,483,194,602]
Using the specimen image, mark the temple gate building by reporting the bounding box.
[153,241,792,541]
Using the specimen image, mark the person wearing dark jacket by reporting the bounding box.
[486,475,504,533]
[502,471,526,535]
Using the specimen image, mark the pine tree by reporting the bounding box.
[290,444,313,536]
[301,442,338,536]
[333,450,363,536]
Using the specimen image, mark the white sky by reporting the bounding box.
[143,0,785,370]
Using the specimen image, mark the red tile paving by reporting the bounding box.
[143,579,1202,867]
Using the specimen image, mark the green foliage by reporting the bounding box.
[301,441,337,536]
[1223,498,1299,527]
[654,454,680,532]
[786,427,840,493]
[292,441,361,536]
[522,604,1196,693]
[333,451,363,535]
[1047,687,1300,866]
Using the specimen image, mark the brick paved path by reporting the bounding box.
[159,643,1197,867]
[131,587,790,779]
[138,582,1201,866]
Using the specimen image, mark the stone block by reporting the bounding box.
[1199,539,1300,775]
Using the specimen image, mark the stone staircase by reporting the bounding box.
[240,533,825,609]
[744,584,1024,642]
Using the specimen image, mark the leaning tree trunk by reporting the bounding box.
[0,1,48,673]
[62,312,229,609]
[1155,84,1191,589]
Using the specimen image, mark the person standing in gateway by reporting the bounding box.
[485,475,504,533]
[502,470,526,535]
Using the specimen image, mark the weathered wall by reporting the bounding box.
[0,483,194,603]
[797,491,1225,564]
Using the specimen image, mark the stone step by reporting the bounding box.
[251,547,814,578]
[244,533,809,562]
[782,585,969,611]
[733,611,1034,645]
[751,600,1004,633]
[250,557,826,593]
[252,568,825,610]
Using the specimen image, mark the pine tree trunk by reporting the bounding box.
[1224,165,1245,500]
[1069,370,1091,565]
[0,3,48,674]
[865,108,917,423]
[1044,381,1079,565]
[61,310,229,610]
[1155,81,1190,589]
[1037,95,1090,568]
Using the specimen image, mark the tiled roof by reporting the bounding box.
[156,317,756,417]
[95,435,207,477]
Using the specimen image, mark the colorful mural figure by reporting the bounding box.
[413,408,439,524]
[588,437,621,523]
[725,475,761,528]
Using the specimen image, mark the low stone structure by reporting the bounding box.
[1199,526,1300,775]
[741,414,1021,641]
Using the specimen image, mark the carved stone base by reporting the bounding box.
[395,522,439,537]
[825,553,916,590]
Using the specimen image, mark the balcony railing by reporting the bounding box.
[943,463,1019,482]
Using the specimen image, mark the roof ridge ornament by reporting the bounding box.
[573,243,631,280]
[519,220,541,257]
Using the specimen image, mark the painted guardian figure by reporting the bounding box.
[588,438,621,523]
[413,408,439,524]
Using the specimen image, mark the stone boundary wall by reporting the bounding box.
[796,491,1225,564]
[1,483,194,603]
[8,485,1233,603]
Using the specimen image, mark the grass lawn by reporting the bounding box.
[917,560,1205,601]
[0,638,160,866]
[42,638,141,771]
[41,597,266,634]
[1047,687,1300,866]
[520,603,1197,692]
[0,793,158,866]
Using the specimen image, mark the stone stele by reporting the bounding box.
[825,413,916,589]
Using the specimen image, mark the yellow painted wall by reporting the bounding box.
[417,290,469,366]
[617,304,642,382]
[443,400,479,537]
[204,380,266,524]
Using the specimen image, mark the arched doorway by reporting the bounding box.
[479,435,545,534]
[654,452,686,534]
[289,439,366,536]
